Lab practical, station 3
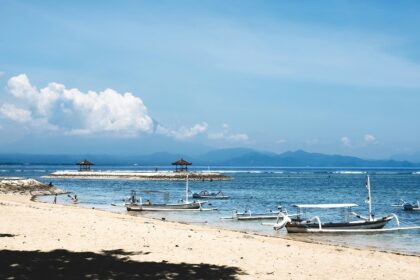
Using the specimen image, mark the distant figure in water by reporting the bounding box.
[53,194,57,204]
[68,194,78,203]
[48,182,53,187]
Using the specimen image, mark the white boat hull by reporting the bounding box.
[236,213,279,220]
[286,216,393,233]
[126,201,203,211]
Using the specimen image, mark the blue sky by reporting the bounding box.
[0,0,419,158]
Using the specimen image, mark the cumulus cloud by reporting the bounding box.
[363,134,377,145]
[276,139,287,144]
[0,104,33,123]
[1,74,154,136]
[208,124,249,143]
[341,136,352,147]
[0,74,235,141]
[340,134,378,147]
[156,122,208,140]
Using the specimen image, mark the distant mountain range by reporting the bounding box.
[391,152,420,163]
[0,148,419,167]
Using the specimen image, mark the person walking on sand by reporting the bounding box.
[53,194,57,204]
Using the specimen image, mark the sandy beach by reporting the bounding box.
[1,193,419,279]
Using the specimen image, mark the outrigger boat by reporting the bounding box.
[192,190,229,199]
[265,176,420,233]
[125,176,206,211]
[392,199,420,212]
[272,203,394,233]
[221,206,291,221]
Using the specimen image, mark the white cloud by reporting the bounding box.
[207,124,249,143]
[227,133,248,142]
[0,71,4,77]
[3,74,154,136]
[363,134,377,145]
[341,136,352,147]
[156,122,208,140]
[0,104,32,123]
[340,134,378,148]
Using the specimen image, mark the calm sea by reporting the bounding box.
[2,165,420,255]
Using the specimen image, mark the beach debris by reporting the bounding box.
[0,177,65,195]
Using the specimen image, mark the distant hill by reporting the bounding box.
[0,149,419,167]
[215,149,418,167]
[391,152,420,163]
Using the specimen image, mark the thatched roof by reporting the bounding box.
[171,158,192,165]
[76,160,94,166]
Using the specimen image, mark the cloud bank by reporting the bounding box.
[340,134,378,148]
[3,74,154,136]
[208,124,249,143]
[156,122,208,140]
[1,74,212,140]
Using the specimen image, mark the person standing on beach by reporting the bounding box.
[53,194,57,204]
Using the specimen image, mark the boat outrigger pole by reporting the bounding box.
[366,175,373,221]
[185,174,189,204]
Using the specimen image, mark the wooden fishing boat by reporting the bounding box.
[267,176,398,233]
[192,190,229,199]
[125,175,206,211]
[221,206,292,221]
[126,197,203,211]
[223,210,280,220]
[281,203,394,233]
[403,201,420,211]
[392,199,420,211]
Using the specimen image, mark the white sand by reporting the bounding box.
[0,194,419,279]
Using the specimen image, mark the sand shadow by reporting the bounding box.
[0,249,244,279]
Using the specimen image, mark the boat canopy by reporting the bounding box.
[292,203,358,209]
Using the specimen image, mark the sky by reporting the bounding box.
[0,0,419,159]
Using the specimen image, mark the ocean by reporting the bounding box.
[2,165,420,255]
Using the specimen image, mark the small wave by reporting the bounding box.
[413,172,420,175]
[210,170,254,174]
[333,171,367,174]
[371,171,407,175]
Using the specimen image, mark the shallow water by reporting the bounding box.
[3,165,420,255]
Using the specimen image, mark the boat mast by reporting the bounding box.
[366,175,373,221]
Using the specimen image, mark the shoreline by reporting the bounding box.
[1,194,419,279]
[33,193,420,257]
